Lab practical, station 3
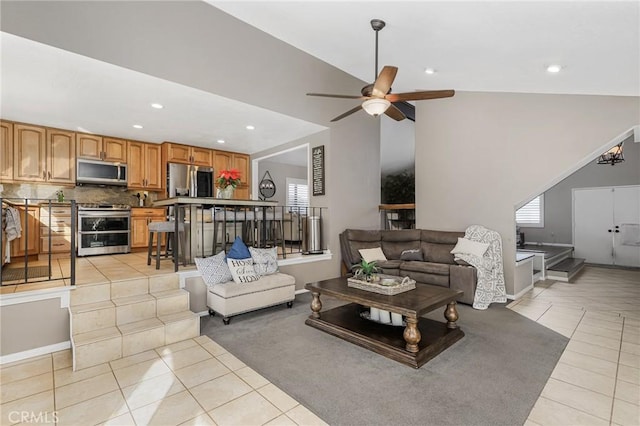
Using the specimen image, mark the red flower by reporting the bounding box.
[216,169,242,189]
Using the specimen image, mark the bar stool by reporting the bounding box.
[147,221,186,269]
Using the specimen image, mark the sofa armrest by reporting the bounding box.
[449,264,477,306]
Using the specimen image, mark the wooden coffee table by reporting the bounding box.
[305,277,464,368]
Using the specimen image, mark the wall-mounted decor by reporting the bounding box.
[312,145,325,196]
[259,170,276,199]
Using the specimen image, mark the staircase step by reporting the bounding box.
[159,311,200,345]
[70,282,111,306]
[153,289,190,316]
[72,327,122,371]
[112,294,156,326]
[149,274,180,293]
[547,257,585,282]
[70,301,116,335]
[110,277,149,299]
[118,318,165,357]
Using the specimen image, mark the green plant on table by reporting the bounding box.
[353,260,380,282]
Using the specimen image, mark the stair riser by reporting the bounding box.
[74,337,122,371]
[164,317,200,345]
[72,308,116,335]
[111,278,149,299]
[116,300,156,325]
[122,327,165,357]
[70,284,111,306]
[156,293,189,316]
[149,275,180,293]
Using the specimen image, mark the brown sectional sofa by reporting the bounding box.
[339,229,478,305]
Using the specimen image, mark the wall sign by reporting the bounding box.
[312,145,325,196]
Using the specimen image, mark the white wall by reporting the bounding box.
[415,91,639,295]
[525,136,640,244]
[380,117,415,175]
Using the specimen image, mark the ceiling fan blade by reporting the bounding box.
[371,66,398,98]
[330,105,362,122]
[386,90,455,103]
[384,103,406,121]
[307,93,366,100]
[392,101,415,122]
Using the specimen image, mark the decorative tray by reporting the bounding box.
[347,274,416,295]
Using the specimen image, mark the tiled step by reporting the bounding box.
[159,311,200,345]
[547,258,585,282]
[70,300,116,335]
[110,277,149,299]
[118,318,165,357]
[72,326,122,370]
[112,294,156,325]
[149,274,180,293]
[153,289,190,316]
[70,282,111,306]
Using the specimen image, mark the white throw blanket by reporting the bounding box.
[454,225,507,310]
[4,207,22,263]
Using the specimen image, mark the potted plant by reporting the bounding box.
[353,260,380,282]
[216,169,242,199]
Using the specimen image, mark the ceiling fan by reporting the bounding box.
[307,19,455,122]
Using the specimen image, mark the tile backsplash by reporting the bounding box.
[0,183,159,206]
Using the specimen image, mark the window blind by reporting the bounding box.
[286,178,309,210]
[516,195,544,227]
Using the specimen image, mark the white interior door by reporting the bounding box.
[574,188,614,265]
[613,186,640,267]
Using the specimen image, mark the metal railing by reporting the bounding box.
[0,197,76,287]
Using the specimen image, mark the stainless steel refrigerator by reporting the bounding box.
[167,163,214,198]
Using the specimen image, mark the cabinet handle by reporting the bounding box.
[48,171,51,179]
[608,229,612,232]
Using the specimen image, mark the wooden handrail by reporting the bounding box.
[379,203,415,210]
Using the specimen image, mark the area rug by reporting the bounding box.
[201,292,568,426]
[1,266,51,282]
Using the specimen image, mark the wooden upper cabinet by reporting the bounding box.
[47,129,75,184]
[77,133,103,160]
[77,134,126,163]
[0,120,13,182]
[14,124,46,182]
[103,138,127,162]
[232,153,250,185]
[164,142,212,166]
[213,150,232,174]
[191,147,213,167]
[127,141,162,190]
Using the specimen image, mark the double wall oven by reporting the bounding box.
[77,204,131,256]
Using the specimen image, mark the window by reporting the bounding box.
[286,178,309,211]
[516,195,544,227]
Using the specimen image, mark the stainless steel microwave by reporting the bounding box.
[76,158,127,186]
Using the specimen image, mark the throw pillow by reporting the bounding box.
[227,257,260,284]
[450,238,490,258]
[400,249,423,261]
[249,246,278,276]
[358,247,387,263]
[194,251,232,285]
[227,236,251,259]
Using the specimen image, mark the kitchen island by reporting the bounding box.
[153,197,280,270]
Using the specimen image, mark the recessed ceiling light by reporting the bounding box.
[424,68,436,75]
[217,139,225,144]
[150,103,164,109]
[246,125,255,130]
[133,124,143,129]
[546,65,562,73]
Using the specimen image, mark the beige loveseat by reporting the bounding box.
[339,229,478,305]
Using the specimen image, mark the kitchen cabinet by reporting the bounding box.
[131,207,167,248]
[13,124,75,184]
[13,124,46,182]
[0,120,13,182]
[40,205,72,254]
[11,206,40,257]
[213,150,250,199]
[77,134,127,163]
[46,129,76,184]
[127,141,162,190]
[163,142,212,166]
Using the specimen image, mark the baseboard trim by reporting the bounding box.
[0,341,71,365]
[506,284,534,301]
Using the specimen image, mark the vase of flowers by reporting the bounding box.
[216,169,241,199]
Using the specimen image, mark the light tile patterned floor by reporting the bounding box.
[508,266,640,426]
[0,336,327,426]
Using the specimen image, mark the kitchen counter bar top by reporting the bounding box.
[153,197,278,208]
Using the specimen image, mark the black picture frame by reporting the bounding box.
[312,145,325,196]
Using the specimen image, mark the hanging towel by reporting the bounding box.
[5,207,22,242]
[453,225,507,310]
[620,223,640,246]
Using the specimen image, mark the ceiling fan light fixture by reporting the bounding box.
[362,98,390,117]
